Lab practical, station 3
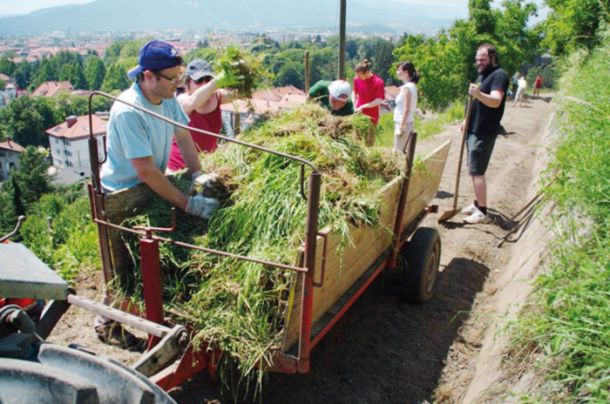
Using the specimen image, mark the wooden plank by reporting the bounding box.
[282,140,451,350]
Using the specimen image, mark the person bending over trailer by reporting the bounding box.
[307,79,354,116]
[97,39,220,346]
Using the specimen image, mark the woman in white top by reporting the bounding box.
[393,61,419,153]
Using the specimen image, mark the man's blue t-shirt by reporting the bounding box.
[100,83,189,191]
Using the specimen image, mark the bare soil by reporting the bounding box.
[47,95,555,403]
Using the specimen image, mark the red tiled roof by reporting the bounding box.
[32,81,74,97]
[46,115,107,141]
[0,140,25,153]
[222,86,307,115]
[0,73,10,82]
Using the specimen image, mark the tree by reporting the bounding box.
[0,185,18,236]
[354,37,394,83]
[393,0,539,109]
[84,55,106,90]
[60,61,87,89]
[4,97,58,147]
[275,61,304,88]
[11,146,52,209]
[543,0,610,56]
[13,62,34,89]
[393,33,465,110]
[101,63,130,92]
[0,57,16,76]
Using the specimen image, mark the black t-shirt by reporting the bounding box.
[468,66,509,135]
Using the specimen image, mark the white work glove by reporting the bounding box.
[185,195,220,220]
[191,172,225,198]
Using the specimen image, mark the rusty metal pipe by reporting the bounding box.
[67,294,171,338]
[89,216,307,273]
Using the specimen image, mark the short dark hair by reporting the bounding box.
[355,59,372,73]
[478,43,499,65]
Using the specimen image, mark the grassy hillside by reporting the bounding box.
[509,34,610,402]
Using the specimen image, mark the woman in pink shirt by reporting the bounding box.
[352,59,386,146]
[167,59,232,172]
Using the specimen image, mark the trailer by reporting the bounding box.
[87,91,451,389]
[0,91,451,399]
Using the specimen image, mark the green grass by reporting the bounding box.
[117,104,405,395]
[377,101,464,148]
[509,36,610,402]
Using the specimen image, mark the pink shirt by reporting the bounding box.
[353,74,385,124]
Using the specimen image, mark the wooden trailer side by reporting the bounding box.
[282,140,451,350]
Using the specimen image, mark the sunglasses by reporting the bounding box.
[155,71,184,85]
[193,76,214,85]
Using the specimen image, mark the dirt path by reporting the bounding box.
[48,96,554,403]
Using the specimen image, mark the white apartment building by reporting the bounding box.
[46,114,106,180]
[0,140,25,181]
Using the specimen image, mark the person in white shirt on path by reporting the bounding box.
[393,61,419,153]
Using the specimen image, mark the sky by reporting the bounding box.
[2,0,547,19]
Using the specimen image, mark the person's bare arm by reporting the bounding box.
[178,82,219,115]
[131,157,188,210]
[174,127,202,174]
[399,87,411,131]
[469,83,504,108]
[218,89,236,104]
[356,97,384,112]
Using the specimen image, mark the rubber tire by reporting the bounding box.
[402,227,441,303]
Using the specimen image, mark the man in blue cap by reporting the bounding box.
[97,39,219,347]
[101,39,218,219]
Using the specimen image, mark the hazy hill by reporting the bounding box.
[0,0,467,35]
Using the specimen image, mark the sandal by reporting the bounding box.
[94,321,144,351]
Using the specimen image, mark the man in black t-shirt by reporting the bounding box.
[461,43,509,224]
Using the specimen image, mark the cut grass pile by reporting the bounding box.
[214,46,271,98]
[116,103,405,387]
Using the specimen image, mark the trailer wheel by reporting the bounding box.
[402,227,441,303]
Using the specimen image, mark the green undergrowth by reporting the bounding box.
[377,101,464,147]
[20,190,100,281]
[508,36,610,402]
[117,104,407,395]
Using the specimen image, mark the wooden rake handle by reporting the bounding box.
[451,96,474,211]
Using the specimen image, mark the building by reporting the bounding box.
[221,86,307,136]
[32,81,74,97]
[0,74,17,108]
[0,140,25,181]
[46,114,106,182]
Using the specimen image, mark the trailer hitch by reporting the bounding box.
[132,325,189,377]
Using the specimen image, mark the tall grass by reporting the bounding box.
[509,34,610,402]
[20,190,100,280]
[118,104,404,395]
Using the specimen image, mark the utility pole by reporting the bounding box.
[338,0,346,79]
[304,51,311,93]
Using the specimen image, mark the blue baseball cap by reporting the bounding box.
[127,40,183,80]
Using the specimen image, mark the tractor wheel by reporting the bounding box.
[402,227,441,303]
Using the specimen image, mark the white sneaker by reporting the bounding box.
[461,203,478,215]
[463,208,491,224]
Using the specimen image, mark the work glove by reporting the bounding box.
[185,194,220,220]
[190,172,223,197]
